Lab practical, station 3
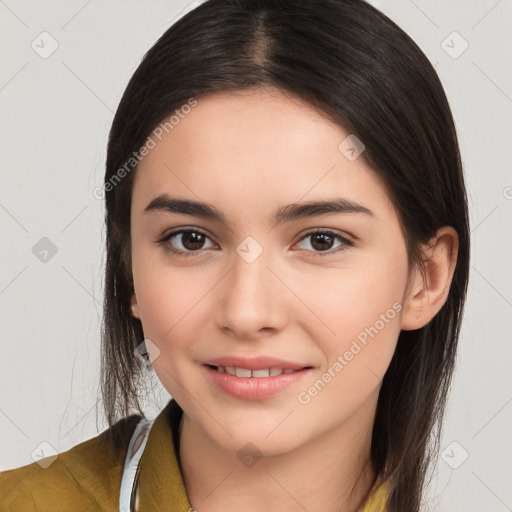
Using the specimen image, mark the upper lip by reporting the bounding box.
[205,356,311,371]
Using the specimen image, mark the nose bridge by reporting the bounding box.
[218,235,285,335]
[231,234,272,304]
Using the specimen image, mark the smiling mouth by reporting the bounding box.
[205,364,313,378]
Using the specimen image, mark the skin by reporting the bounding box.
[130,87,458,512]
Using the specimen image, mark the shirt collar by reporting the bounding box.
[137,399,191,510]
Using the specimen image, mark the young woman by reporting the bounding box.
[0,0,470,511]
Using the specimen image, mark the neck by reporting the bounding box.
[178,399,378,512]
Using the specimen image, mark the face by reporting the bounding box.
[130,87,412,456]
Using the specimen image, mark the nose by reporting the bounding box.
[215,243,288,340]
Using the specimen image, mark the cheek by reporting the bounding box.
[297,249,407,373]
[133,272,205,391]
[131,248,213,354]
[296,267,404,417]
[302,256,405,330]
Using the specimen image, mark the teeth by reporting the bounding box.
[214,366,298,377]
[235,367,252,378]
[252,368,270,378]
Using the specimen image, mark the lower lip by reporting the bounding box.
[204,365,311,400]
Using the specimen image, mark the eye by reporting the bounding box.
[295,229,353,257]
[156,228,217,257]
[156,227,353,258]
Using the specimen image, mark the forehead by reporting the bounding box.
[132,88,394,222]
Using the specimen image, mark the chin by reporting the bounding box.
[201,417,304,458]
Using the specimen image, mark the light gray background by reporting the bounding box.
[1,1,511,510]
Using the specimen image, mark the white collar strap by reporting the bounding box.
[119,417,155,512]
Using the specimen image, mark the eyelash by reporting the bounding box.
[156,227,354,258]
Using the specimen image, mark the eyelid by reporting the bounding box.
[156,226,218,249]
[160,225,214,241]
[296,227,355,243]
[294,228,354,257]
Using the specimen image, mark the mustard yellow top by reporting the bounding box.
[0,399,389,511]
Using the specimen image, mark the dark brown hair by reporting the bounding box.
[99,1,470,510]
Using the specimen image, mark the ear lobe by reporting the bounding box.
[400,226,458,331]
[131,294,141,319]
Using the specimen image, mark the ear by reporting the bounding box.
[401,226,459,331]
[131,293,141,319]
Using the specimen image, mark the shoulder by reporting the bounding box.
[0,413,142,512]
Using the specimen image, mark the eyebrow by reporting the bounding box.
[143,193,374,225]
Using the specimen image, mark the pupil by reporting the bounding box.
[183,232,204,250]
[312,233,332,251]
